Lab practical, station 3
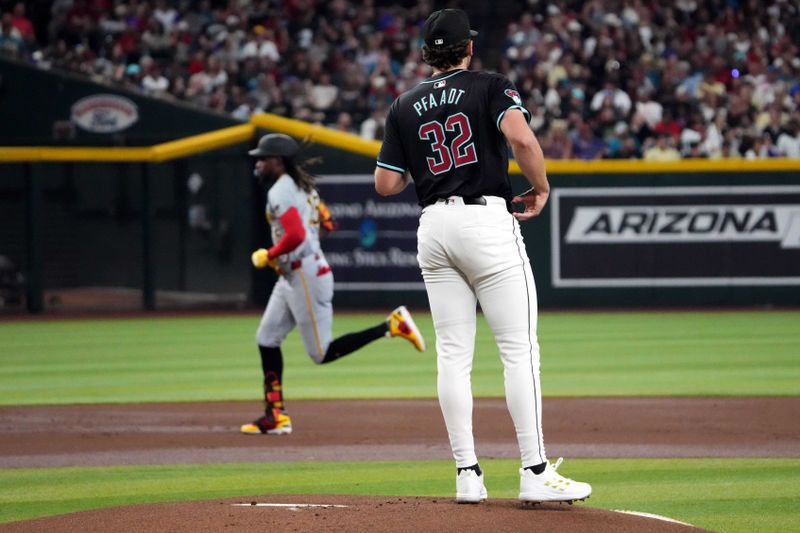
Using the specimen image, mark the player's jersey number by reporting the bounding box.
[418,113,478,175]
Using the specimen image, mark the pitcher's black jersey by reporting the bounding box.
[377,69,530,206]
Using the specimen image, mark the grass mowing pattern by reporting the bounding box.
[1,458,799,532]
[1,310,799,404]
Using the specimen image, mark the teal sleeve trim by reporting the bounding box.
[496,105,531,131]
[376,161,406,173]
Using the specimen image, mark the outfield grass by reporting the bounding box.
[1,458,798,532]
[2,311,798,532]
[1,310,799,404]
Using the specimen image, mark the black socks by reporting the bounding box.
[524,462,547,475]
[259,345,283,382]
[458,462,544,477]
[321,322,389,364]
[457,464,483,476]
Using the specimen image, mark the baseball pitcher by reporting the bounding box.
[373,9,592,504]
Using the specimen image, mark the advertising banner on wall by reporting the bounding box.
[70,94,139,133]
[552,186,800,287]
[317,175,424,291]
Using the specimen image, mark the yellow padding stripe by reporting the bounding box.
[149,123,255,162]
[4,110,800,174]
[250,113,382,159]
[297,269,324,358]
[528,158,800,174]
[0,124,254,163]
[0,147,153,162]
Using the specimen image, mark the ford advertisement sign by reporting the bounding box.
[70,94,139,133]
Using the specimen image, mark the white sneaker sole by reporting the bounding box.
[519,489,591,504]
[396,306,426,352]
[456,490,488,504]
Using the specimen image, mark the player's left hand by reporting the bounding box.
[251,248,278,269]
[318,201,338,234]
[511,188,549,221]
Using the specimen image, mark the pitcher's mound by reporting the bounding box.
[5,494,707,532]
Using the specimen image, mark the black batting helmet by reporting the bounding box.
[248,133,299,158]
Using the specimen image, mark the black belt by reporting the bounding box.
[424,196,487,207]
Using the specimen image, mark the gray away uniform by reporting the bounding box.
[255,174,334,363]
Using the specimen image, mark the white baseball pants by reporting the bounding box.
[417,196,547,468]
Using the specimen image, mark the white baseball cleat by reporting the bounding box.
[456,469,488,504]
[519,458,591,503]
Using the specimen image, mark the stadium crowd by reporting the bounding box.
[1,0,799,159]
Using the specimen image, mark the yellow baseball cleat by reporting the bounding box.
[387,305,426,352]
[240,411,292,435]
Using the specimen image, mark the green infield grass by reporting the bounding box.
[1,310,799,405]
[1,458,798,532]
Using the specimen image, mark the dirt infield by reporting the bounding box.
[2,397,798,468]
[4,396,797,531]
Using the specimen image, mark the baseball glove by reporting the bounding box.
[318,200,338,235]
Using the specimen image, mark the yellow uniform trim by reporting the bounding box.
[297,269,325,358]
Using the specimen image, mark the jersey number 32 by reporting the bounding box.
[418,112,478,175]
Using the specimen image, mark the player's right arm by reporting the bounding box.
[374,167,410,196]
[266,181,306,257]
[252,180,306,269]
[500,109,550,221]
[374,100,410,197]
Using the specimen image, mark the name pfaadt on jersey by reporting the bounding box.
[412,88,466,116]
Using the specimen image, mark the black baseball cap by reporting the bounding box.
[248,133,299,158]
[422,9,478,48]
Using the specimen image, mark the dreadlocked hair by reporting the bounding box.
[283,156,320,193]
[421,39,470,71]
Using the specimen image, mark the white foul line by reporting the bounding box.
[232,503,349,509]
[613,509,694,527]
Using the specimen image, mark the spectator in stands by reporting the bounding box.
[572,122,604,160]
[0,12,23,54]
[685,142,707,160]
[777,120,800,158]
[331,111,354,133]
[141,19,171,60]
[541,120,573,160]
[590,80,632,118]
[240,26,280,62]
[654,110,682,141]
[715,140,740,160]
[761,106,789,143]
[634,88,663,129]
[9,2,33,43]
[152,0,178,33]
[141,62,169,97]
[757,132,782,158]
[308,72,338,114]
[644,134,682,161]
[359,106,387,141]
